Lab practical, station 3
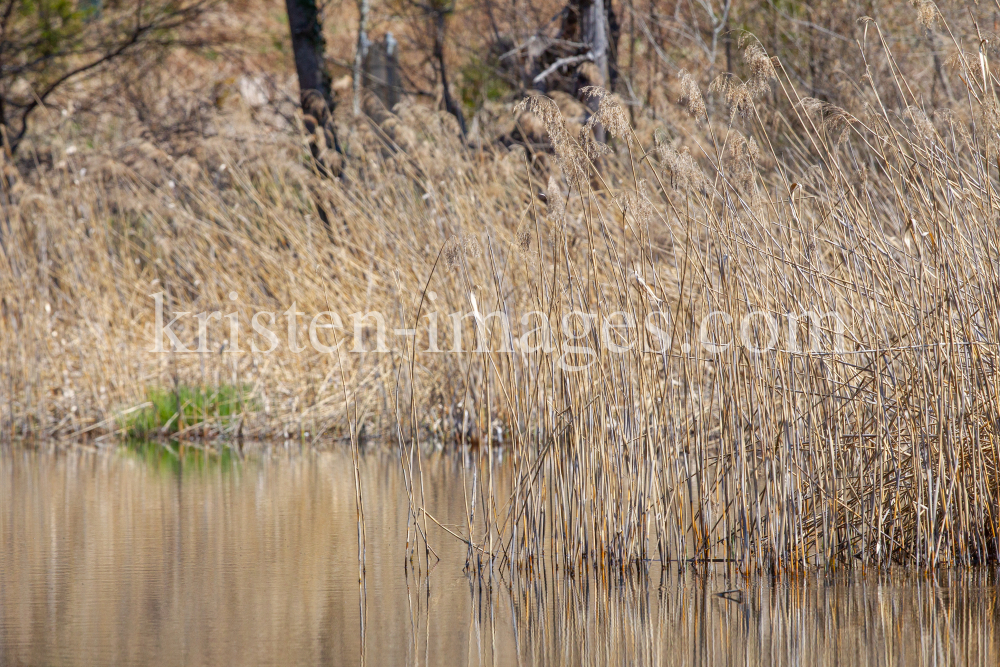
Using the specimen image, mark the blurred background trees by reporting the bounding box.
[0,0,991,172]
[0,0,209,156]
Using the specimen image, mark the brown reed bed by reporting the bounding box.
[399,23,1000,572]
[2,13,999,571]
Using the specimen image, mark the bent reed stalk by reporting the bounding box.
[0,15,997,571]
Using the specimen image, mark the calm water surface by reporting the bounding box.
[1,444,998,666]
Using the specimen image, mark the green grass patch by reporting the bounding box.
[121,384,257,438]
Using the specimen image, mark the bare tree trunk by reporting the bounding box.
[606,0,620,91]
[627,0,635,122]
[285,0,332,101]
[364,35,400,111]
[353,0,370,116]
[433,10,467,137]
[285,0,341,184]
[575,0,619,141]
[579,0,610,87]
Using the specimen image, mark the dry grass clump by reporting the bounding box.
[2,11,1000,573]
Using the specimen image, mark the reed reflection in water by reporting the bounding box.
[0,446,997,666]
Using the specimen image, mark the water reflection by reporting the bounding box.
[0,445,997,666]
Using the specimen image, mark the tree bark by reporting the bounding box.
[556,0,619,92]
[284,0,332,103]
[364,35,400,111]
[573,0,619,141]
[433,10,467,137]
[580,0,609,88]
[352,0,370,116]
[285,0,341,167]
[606,0,621,91]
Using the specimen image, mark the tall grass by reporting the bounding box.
[1,11,999,569]
[401,21,1000,571]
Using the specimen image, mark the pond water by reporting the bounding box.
[1,444,998,666]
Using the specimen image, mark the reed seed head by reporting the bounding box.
[579,127,612,161]
[677,70,707,119]
[546,175,567,226]
[742,42,777,97]
[515,93,588,190]
[913,0,938,29]
[514,224,532,255]
[581,86,632,139]
[620,181,655,227]
[710,75,754,119]
[462,234,482,259]
[444,236,462,271]
[657,141,706,193]
[799,97,854,145]
[729,134,760,189]
[905,106,937,141]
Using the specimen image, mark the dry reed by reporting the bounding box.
[1,13,999,572]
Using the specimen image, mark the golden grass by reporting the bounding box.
[2,13,1000,570]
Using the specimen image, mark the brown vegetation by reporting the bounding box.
[2,2,1000,569]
